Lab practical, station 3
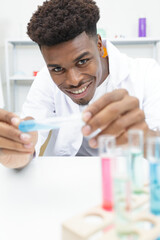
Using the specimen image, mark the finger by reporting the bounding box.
[0,109,20,127]
[23,116,34,121]
[116,131,128,145]
[114,120,148,145]
[0,136,34,153]
[103,108,145,137]
[87,112,146,149]
[127,121,149,139]
[0,149,33,169]
[12,115,34,128]
[116,121,149,145]
[82,95,139,136]
[82,89,129,122]
[0,122,32,144]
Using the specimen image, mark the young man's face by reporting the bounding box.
[41,32,105,105]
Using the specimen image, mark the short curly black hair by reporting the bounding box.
[27,0,100,46]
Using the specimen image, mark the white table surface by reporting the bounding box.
[0,157,102,240]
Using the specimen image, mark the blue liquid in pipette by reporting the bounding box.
[19,120,59,132]
[150,161,160,215]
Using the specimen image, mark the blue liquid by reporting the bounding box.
[18,114,83,132]
[19,120,59,132]
[150,162,160,215]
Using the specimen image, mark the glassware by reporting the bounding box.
[19,113,84,132]
[147,136,160,216]
[99,135,115,211]
[128,129,144,193]
[112,147,132,235]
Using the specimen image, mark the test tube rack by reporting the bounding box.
[62,190,160,240]
[62,206,160,240]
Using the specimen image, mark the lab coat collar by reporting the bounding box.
[106,41,130,87]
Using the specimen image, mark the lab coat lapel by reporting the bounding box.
[53,89,83,155]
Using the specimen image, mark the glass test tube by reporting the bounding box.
[147,136,160,216]
[99,135,115,211]
[112,147,132,236]
[128,129,144,193]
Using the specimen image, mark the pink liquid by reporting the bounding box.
[101,157,113,211]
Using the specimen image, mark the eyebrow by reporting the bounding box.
[73,51,90,63]
[47,51,91,68]
[47,64,60,68]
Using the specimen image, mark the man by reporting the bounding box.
[0,0,160,168]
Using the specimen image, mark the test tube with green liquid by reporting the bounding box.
[128,129,144,193]
[112,147,132,236]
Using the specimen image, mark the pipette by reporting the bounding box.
[19,113,84,132]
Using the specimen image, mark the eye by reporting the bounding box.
[77,59,89,66]
[48,66,64,73]
[53,67,63,72]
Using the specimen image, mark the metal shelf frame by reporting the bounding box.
[5,38,160,111]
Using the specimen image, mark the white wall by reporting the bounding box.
[1,0,159,44]
[96,0,160,39]
[0,0,160,110]
[0,0,45,109]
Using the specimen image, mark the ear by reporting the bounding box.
[97,34,104,57]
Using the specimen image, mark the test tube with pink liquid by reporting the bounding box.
[99,135,115,211]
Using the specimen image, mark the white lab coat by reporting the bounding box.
[0,74,4,108]
[22,41,160,156]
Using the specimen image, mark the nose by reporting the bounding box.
[66,68,82,86]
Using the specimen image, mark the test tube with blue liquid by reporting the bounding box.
[99,135,115,211]
[147,136,160,216]
[128,129,144,194]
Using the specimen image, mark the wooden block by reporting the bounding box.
[101,212,160,240]
[131,193,149,210]
[62,206,114,240]
[62,207,160,240]
[132,212,160,240]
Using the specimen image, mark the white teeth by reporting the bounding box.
[71,86,87,94]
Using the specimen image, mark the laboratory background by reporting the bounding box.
[0,0,160,112]
[1,1,160,240]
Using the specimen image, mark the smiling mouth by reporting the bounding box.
[65,82,92,99]
[67,81,92,94]
[70,86,87,94]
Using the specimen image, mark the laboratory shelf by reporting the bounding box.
[5,39,44,111]
[7,38,160,46]
[109,38,160,45]
[6,39,36,46]
[5,38,160,112]
[9,76,35,81]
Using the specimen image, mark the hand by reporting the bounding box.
[82,89,149,148]
[0,109,38,168]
